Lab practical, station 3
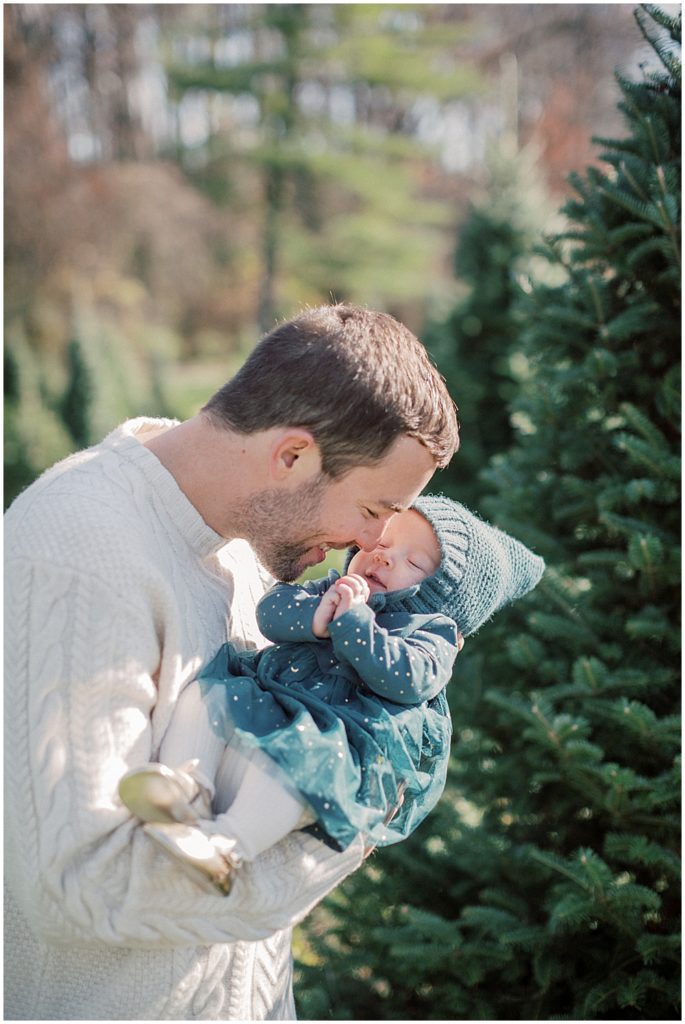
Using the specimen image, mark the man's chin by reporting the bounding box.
[269,562,302,583]
[290,548,328,580]
[260,549,314,583]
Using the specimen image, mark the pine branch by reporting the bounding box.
[636,6,682,77]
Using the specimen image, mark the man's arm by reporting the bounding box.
[4,557,362,949]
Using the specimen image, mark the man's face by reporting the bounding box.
[242,435,436,581]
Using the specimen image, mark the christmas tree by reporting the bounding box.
[424,143,555,508]
[295,7,681,1019]
[59,336,94,450]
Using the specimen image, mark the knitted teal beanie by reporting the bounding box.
[389,495,544,635]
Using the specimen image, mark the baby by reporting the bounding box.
[120,495,544,894]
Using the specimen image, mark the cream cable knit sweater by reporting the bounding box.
[4,418,363,1020]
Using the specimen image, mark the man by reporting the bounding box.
[4,304,459,1020]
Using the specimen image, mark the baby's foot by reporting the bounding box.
[143,822,241,896]
[119,759,213,824]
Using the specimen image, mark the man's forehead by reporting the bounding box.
[348,440,434,508]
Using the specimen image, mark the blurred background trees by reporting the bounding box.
[165,3,483,331]
[5,2,648,507]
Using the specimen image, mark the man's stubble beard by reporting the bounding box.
[233,474,330,581]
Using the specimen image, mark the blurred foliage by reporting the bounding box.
[4,3,642,505]
[164,3,484,329]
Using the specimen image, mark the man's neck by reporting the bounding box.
[144,414,257,539]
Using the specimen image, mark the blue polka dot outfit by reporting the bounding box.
[199,496,544,851]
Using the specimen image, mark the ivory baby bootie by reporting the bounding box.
[119,759,214,824]
[143,822,242,896]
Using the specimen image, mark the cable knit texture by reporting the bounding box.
[4,418,363,1021]
[406,495,545,633]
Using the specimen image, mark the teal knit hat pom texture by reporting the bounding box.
[403,495,545,635]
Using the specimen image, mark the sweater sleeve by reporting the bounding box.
[328,602,459,705]
[3,556,363,949]
[256,575,335,643]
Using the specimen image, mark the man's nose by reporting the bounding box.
[355,519,388,551]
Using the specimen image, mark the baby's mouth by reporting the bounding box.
[365,571,387,591]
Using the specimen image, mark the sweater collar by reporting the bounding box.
[103,417,229,558]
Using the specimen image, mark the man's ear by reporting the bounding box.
[269,429,322,482]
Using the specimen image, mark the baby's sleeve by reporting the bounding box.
[256,575,335,643]
[329,604,458,705]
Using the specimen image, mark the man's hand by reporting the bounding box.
[332,574,371,619]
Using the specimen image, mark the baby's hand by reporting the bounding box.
[312,584,342,638]
[333,574,371,619]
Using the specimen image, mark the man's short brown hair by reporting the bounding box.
[203,304,459,477]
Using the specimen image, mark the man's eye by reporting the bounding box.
[364,508,380,519]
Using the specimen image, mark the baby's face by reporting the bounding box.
[347,508,440,595]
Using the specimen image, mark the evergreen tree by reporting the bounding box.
[4,346,36,507]
[3,328,75,509]
[59,336,94,449]
[295,7,681,1020]
[4,313,177,508]
[164,3,482,327]
[425,144,556,507]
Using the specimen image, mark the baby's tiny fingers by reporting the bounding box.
[343,574,368,597]
[346,573,367,587]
